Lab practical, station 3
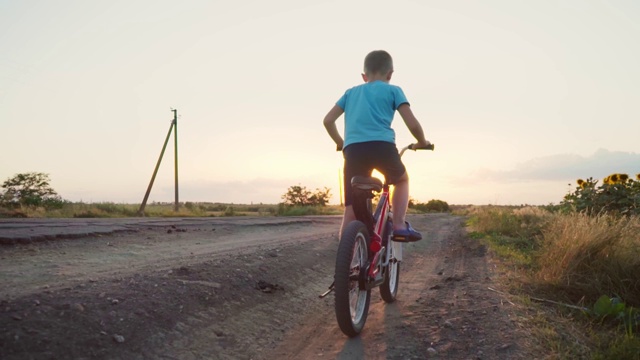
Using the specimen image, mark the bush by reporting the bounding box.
[281,185,331,207]
[412,199,450,213]
[1,172,64,209]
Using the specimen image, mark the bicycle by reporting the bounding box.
[319,143,434,337]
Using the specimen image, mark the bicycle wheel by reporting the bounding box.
[334,221,371,337]
[380,240,400,303]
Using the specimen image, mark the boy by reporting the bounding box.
[323,50,431,242]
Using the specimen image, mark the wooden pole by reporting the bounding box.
[172,109,179,212]
[138,111,177,216]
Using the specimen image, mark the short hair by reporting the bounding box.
[364,50,393,76]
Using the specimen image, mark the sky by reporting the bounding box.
[1,0,639,206]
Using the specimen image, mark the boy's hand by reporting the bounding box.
[412,140,432,150]
[402,141,434,156]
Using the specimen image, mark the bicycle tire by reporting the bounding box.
[380,246,400,303]
[380,220,400,302]
[334,221,371,337]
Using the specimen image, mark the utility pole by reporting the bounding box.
[172,109,179,212]
[138,109,179,216]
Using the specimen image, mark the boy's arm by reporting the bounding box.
[323,105,345,150]
[397,104,430,148]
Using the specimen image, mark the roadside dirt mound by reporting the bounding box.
[0,214,528,359]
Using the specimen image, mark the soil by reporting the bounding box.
[0,214,529,359]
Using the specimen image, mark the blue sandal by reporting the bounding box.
[392,221,422,242]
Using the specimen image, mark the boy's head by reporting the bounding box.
[363,50,394,79]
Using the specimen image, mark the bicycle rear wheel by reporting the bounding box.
[334,221,371,337]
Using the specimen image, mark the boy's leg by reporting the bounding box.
[341,143,371,238]
[391,171,422,240]
[391,172,410,231]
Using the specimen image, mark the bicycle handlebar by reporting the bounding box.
[336,143,435,153]
[399,143,435,157]
[408,143,434,151]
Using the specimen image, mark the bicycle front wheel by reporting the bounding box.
[334,221,371,337]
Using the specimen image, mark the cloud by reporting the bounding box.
[465,149,640,183]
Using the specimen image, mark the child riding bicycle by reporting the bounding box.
[323,50,431,242]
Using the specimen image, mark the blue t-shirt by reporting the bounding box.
[336,80,409,148]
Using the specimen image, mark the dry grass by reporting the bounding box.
[534,213,640,307]
[468,206,640,358]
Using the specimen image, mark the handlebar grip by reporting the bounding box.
[409,143,435,151]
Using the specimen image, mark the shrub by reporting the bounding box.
[1,172,64,209]
[281,185,331,207]
[412,199,450,213]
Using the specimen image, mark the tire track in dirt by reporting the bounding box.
[266,214,527,359]
[264,214,454,359]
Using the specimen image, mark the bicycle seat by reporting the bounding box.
[351,176,383,192]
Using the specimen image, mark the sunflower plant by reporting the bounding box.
[561,173,640,216]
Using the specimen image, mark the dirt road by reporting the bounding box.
[0,214,526,359]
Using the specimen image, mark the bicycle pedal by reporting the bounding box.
[391,234,421,242]
[391,234,408,242]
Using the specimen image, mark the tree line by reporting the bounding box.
[1,172,450,215]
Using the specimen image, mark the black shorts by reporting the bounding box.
[343,141,406,206]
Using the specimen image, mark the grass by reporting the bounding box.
[276,204,343,216]
[535,213,640,307]
[0,200,442,219]
[467,206,640,359]
[0,201,346,218]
